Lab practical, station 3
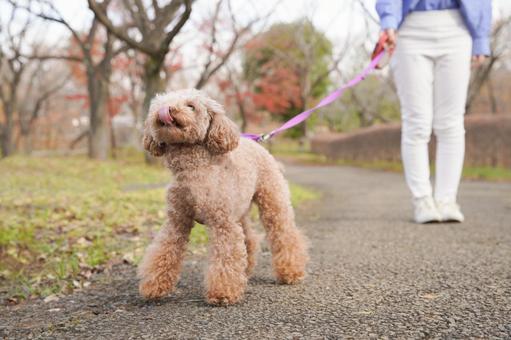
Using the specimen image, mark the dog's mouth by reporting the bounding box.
[157,106,186,129]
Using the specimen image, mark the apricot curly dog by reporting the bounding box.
[138,89,308,305]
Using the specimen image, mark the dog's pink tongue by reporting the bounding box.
[158,107,174,125]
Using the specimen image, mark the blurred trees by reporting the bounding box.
[243,19,334,137]
[16,61,69,154]
[218,66,256,132]
[12,0,128,159]
[87,0,192,122]
[0,5,68,157]
[87,0,192,162]
[193,0,273,90]
[344,76,399,127]
[467,16,511,114]
[1,0,511,159]
[0,6,30,157]
[197,0,277,132]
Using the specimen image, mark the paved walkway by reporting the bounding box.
[2,165,510,339]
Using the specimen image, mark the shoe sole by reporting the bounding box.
[440,218,464,223]
[414,218,441,224]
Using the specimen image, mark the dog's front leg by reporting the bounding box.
[138,199,193,299]
[206,219,248,306]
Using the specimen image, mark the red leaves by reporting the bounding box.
[217,79,232,92]
[64,93,127,118]
[250,61,302,115]
[107,95,128,118]
[65,94,89,110]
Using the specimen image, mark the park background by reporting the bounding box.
[1,0,510,304]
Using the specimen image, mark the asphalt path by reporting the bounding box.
[1,165,510,339]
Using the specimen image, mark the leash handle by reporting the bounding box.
[372,31,390,70]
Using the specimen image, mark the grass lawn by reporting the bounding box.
[0,153,319,303]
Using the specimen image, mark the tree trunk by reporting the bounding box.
[18,116,36,155]
[142,56,167,120]
[142,55,166,163]
[87,70,111,160]
[234,94,247,132]
[299,95,308,141]
[19,131,33,155]
[487,76,498,114]
[239,109,247,132]
[1,106,15,158]
[110,117,117,159]
[1,126,14,158]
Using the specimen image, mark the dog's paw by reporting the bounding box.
[139,278,173,299]
[206,292,243,306]
[276,270,305,285]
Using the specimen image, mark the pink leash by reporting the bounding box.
[241,50,386,142]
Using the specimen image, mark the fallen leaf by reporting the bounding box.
[44,294,59,303]
[5,297,18,305]
[80,269,92,279]
[122,252,135,264]
[420,293,439,300]
[76,237,92,247]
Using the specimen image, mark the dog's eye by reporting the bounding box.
[187,104,195,111]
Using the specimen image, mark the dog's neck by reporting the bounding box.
[163,144,220,174]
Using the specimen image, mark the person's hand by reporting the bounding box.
[382,29,397,53]
[471,55,487,68]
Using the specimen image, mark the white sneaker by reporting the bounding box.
[436,201,465,223]
[413,196,441,224]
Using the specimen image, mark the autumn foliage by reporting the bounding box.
[242,20,333,122]
[65,35,127,119]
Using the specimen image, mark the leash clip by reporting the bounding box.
[258,133,271,142]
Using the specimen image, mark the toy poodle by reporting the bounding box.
[138,89,308,305]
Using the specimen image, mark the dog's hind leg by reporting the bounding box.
[138,189,193,299]
[206,218,248,305]
[240,212,260,277]
[254,167,308,284]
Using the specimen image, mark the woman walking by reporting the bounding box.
[376,0,491,223]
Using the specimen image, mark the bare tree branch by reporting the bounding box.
[88,0,193,58]
[466,16,511,113]
[161,0,193,52]
[194,0,278,89]
[26,54,82,62]
[356,0,380,26]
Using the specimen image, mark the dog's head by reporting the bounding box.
[143,89,239,156]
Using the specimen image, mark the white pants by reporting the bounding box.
[391,10,472,203]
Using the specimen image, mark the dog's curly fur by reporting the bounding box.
[138,89,308,305]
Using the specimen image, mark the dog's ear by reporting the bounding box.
[142,121,166,157]
[204,98,239,154]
